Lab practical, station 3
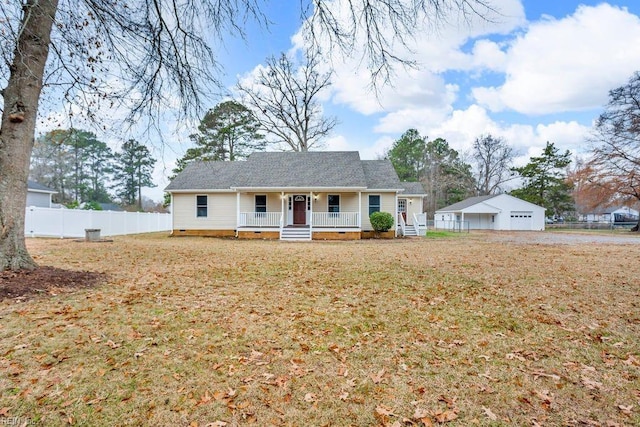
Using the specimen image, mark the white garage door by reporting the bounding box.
[510,211,533,230]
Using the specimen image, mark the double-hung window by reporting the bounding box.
[368,195,380,216]
[328,195,340,217]
[255,195,267,217]
[196,195,208,218]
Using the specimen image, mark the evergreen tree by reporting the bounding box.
[385,129,426,182]
[112,140,156,210]
[165,101,265,207]
[30,128,113,204]
[510,142,573,217]
[422,138,476,215]
[189,101,265,162]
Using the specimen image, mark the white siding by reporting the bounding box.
[361,192,396,230]
[312,193,359,213]
[239,193,282,213]
[172,193,237,230]
[26,191,51,208]
[404,197,424,225]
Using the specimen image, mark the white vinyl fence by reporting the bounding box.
[25,207,171,238]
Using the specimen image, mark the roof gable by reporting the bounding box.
[437,195,498,212]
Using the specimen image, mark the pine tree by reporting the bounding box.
[112,140,156,210]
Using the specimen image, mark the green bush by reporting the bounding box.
[369,211,394,232]
[83,201,103,210]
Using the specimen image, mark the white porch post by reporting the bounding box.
[395,192,399,237]
[309,191,313,232]
[461,212,465,232]
[281,192,284,228]
[236,192,240,229]
[358,191,362,228]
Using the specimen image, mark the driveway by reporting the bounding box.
[482,230,640,245]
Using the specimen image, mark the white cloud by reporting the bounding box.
[474,4,640,114]
[470,40,508,72]
[535,120,591,153]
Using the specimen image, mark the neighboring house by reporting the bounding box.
[580,206,639,223]
[435,194,546,231]
[165,151,426,240]
[27,180,56,208]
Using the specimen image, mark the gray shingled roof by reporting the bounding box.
[165,161,245,190]
[436,195,498,212]
[27,180,56,193]
[398,181,426,195]
[361,160,403,190]
[166,152,403,191]
[236,151,367,188]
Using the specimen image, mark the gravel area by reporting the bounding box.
[483,230,640,245]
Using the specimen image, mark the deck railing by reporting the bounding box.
[239,212,281,227]
[312,212,359,227]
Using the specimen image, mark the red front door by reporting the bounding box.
[293,196,306,225]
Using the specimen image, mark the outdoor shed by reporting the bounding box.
[435,194,545,231]
[27,180,56,208]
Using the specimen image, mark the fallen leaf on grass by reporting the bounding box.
[482,406,497,421]
[339,390,349,401]
[433,409,458,423]
[413,408,433,426]
[624,355,640,366]
[106,340,120,349]
[204,422,227,427]
[531,370,561,381]
[370,368,386,384]
[581,376,603,390]
[196,391,212,406]
[303,393,317,403]
[618,404,633,415]
[375,404,396,416]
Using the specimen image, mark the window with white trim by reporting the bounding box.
[328,195,340,215]
[255,195,267,213]
[368,195,380,216]
[196,195,208,218]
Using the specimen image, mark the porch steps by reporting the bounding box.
[280,228,312,241]
[404,225,418,237]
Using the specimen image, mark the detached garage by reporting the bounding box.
[435,194,546,231]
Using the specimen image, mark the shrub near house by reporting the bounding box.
[369,211,395,238]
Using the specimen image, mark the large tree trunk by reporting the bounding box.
[632,217,639,232]
[0,0,58,271]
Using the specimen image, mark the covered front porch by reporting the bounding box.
[235,191,362,240]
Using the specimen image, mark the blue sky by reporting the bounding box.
[40,1,640,202]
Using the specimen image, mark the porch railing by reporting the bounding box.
[397,212,406,235]
[239,212,281,227]
[312,212,359,227]
[414,213,427,235]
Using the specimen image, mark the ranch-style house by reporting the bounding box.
[165,151,427,240]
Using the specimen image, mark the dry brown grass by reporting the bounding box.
[1,232,639,426]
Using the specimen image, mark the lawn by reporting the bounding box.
[1,233,639,426]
